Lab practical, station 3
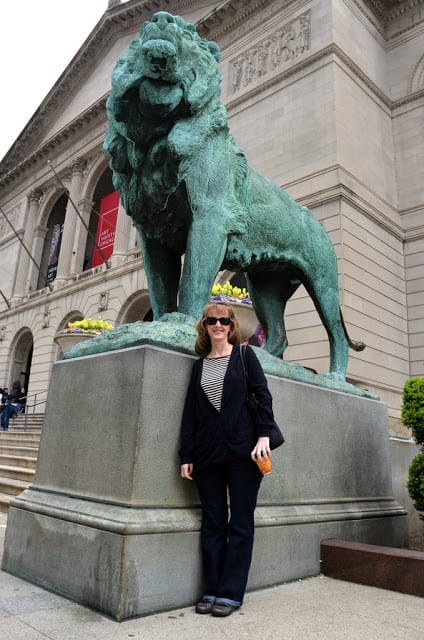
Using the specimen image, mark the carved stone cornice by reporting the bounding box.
[364,0,424,22]
[197,0,293,40]
[0,99,107,188]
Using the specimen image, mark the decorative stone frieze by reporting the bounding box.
[229,10,311,94]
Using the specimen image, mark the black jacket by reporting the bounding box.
[180,344,278,468]
[6,387,20,403]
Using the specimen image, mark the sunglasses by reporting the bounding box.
[205,316,232,326]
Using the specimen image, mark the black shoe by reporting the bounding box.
[195,600,214,614]
[211,603,239,617]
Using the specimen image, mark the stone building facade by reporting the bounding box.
[0,0,423,536]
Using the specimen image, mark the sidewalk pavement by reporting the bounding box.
[0,511,422,640]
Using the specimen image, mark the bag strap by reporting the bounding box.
[240,344,251,398]
[239,344,248,379]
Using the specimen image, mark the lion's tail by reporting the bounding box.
[340,309,366,352]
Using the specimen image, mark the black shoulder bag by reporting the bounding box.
[240,345,285,450]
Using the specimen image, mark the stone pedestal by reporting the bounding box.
[2,345,408,620]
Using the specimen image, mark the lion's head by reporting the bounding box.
[107,12,222,118]
[104,12,226,216]
[140,12,220,85]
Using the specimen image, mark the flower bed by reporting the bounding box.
[57,318,114,335]
[210,282,252,306]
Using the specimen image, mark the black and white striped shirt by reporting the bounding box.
[201,355,231,412]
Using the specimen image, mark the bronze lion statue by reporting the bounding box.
[104,11,364,379]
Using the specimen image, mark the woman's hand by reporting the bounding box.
[181,463,193,480]
[251,436,271,460]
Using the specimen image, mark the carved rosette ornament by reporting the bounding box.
[230,11,311,94]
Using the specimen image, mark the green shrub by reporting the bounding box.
[401,378,424,445]
[402,378,424,519]
[407,453,424,518]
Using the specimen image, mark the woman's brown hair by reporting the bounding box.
[195,302,241,356]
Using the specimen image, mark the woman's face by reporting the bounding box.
[205,306,232,345]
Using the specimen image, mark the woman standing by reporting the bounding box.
[180,302,281,617]
[0,380,21,431]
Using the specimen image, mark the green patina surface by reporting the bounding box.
[66,11,373,396]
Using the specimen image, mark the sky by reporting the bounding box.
[0,0,115,160]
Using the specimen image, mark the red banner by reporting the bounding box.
[91,191,119,267]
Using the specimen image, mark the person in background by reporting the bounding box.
[180,302,279,617]
[1,380,21,430]
[17,386,27,414]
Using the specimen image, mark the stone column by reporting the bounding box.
[110,199,132,266]
[128,218,139,253]
[70,197,94,275]
[12,189,43,300]
[54,159,86,286]
[29,224,49,291]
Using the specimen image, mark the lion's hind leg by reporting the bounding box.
[304,276,349,379]
[246,271,299,358]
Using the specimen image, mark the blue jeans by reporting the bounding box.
[1,403,17,430]
[194,458,262,606]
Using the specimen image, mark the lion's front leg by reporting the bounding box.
[139,231,181,320]
[178,219,228,321]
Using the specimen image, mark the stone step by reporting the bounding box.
[12,414,44,421]
[0,476,31,497]
[0,445,39,457]
[8,422,43,430]
[0,454,38,469]
[0,426,41,512]
[0,464,35,483]
[6,414,44,432]
[0,433,41,447]
[0,422,42,435]
[321,539,424,598]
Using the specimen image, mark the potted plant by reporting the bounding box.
[54,317,114,354]
[210,282,258,340]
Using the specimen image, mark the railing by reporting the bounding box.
[21,392,47,432]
